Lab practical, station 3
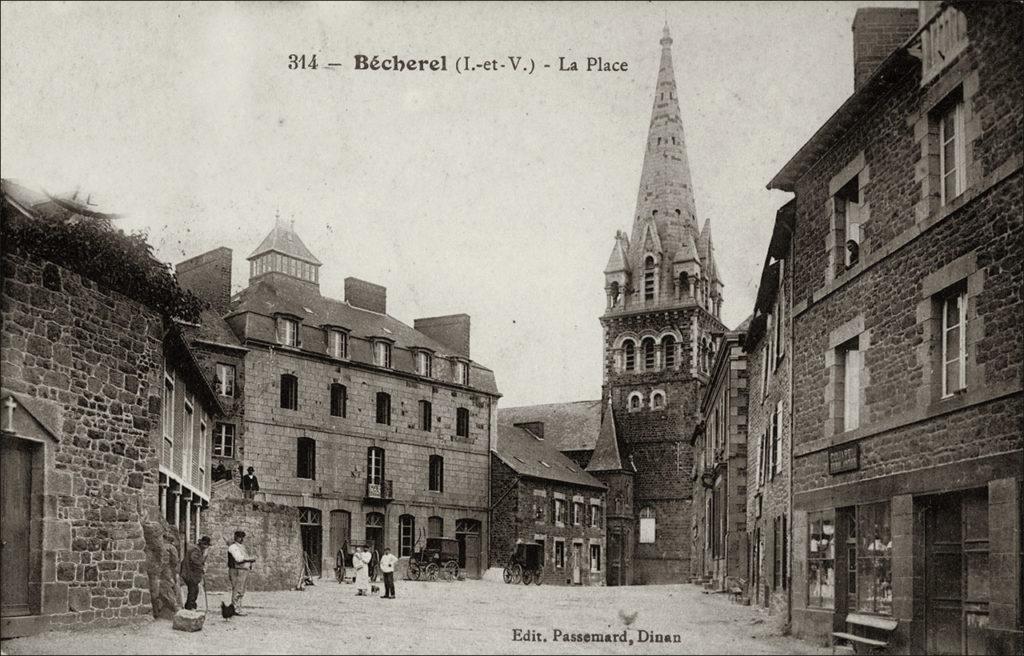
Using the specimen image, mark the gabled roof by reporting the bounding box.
[586,400,624,472]
[497,400,603,452]
[230,275,499,395]
[495,422,605,490]
[248,218,322,266]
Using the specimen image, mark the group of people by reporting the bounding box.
[180,529,401,618]
[179,530,257,614]
[348,545,398,599]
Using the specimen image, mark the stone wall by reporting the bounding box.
[488,456,606,586]
[745,260,793,626]
[200,481,302,591]
[784,5,1022,650]
[240,344,492,576]
[1,248,163,634]
[601,305,718,583]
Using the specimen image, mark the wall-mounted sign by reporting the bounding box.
[828,443,860,475]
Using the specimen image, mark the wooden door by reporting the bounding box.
[608,530,622,586]
[926,489,990,655]
[329,510,350,565]
[1,439,33,617]
[572,543,582,584]
[462,535,480,578]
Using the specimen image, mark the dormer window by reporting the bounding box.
[415,350,433,377]
[327,329,348,359]
[277,316,300,347]
[453,360,469,386]
[373,340,392,368]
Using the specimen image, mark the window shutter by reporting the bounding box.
[766,517,776,591]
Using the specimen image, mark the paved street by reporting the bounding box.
[2,579,827,655]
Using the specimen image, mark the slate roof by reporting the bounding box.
[230,275,499,395]
[495,421,605,489]
[248,219,322,265]
[586,400,626,473]
[497,400,602,452]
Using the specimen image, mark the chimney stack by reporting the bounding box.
[851,8,919,91]
[414,314,471,358]
[344,277,387,314]
[176,247,233,316]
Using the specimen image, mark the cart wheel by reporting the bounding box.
[502,566,513,584]
[408,560,420,581]
[425,563,439,581]
[522,569,533,585]
[510,563,523,585]
[444,561,459,581]
[533,570,542,585]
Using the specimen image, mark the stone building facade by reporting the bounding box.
[599,26,727,584]
[179,220,501,580]
[490,419,606,586]
[768,4,1023,653]
[690,323,749,594]
[743,202,795,624]
[1,181,219,636]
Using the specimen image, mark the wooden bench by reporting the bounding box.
[831,613,898,653]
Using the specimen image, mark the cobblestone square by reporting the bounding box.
[1,580,827,655]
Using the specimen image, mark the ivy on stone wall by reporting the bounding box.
[2,200,205,322]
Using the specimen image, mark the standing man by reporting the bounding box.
[240,466,260,499]
[379,547,398,599]
[180,536,212,610]
[227,530,257,615]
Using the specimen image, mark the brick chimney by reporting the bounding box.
[345,277,387,314]
[414,314,471,358]
[851,8,919,90]
[176,247,232,315]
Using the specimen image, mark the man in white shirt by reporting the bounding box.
[379,547,398,599]
[227,530,256,614]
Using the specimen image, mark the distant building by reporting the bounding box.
[743,202,794,621]
[768,4,1023,653]
[177,218,501,580]
[690,320,749,594]
[490,416,606,586]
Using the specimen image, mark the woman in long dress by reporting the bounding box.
[354,546,370,596]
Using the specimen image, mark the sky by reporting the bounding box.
[1,1,917,408]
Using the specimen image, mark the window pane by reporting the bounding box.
[944,171,958,201]
[945,323,961,361]
[943,139,957,172]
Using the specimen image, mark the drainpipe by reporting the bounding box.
[786,236,795,629]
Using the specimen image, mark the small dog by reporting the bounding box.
[370,584,380,594]
[221,602,236,619]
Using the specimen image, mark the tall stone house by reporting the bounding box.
[177,219,501,579]
[690,321,749,593]
[768,4,1023,653]
[1,180,221,637]
[743,201,794,622]
[599,25,727,584]
[490,416,606,586]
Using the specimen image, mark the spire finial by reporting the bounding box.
[661,23,672,47]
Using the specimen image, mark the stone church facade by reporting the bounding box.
[597,26,727,585]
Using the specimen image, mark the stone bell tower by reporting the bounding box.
[596,25,726,584]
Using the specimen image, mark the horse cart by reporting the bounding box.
[407,537,461,581]
[503,542,543,585]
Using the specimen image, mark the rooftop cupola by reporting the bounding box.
[247,212,322,287]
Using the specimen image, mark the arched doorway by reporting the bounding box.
[365,512,385,555]
[455,518,481,578]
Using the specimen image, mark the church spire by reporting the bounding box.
[631,25,698,253]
